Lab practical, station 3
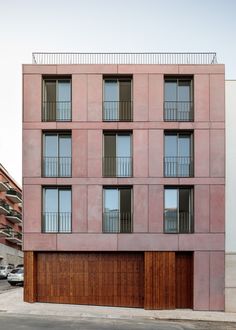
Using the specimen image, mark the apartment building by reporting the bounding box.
[23,52,225,310]
[0,164,23,266]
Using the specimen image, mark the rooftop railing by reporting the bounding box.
[32,52,217,65]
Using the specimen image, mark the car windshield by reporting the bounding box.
[10,268,23,274]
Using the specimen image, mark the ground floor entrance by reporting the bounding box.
[24,251,193,309]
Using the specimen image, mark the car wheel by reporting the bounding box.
[9,283,16,286]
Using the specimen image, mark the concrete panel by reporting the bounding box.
[87,75,102,121]
[23,74,41,122]
[210,130,225,177]
[87,185,102,233]
[194,130,210,177]
[23,233,57,251]
[72,185,87,233]
[179,234,224,251]
[225,288,236,312]
[87,130,102,177]
[133,130,148,177]
[194,75,210,122]
[23,130,41,178]
[133,74,148,121]
[148,185,163,232]
[210,74,225,122]
[118,234,178,250]
[194,185,210,233]
[210,185,225,233]
[194,251,210,310]
[72,130,88,177]
[72,74,87,121]
[149,130,163,177]
[209,252,224,311]
[226,254,236,288]
[149,74,163,121]
[133,185,148,232]
[23,185,41,233]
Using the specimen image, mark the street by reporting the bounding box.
[0,313,235,330]
[0,279,20,294]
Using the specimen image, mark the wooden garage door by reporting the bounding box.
[37,252,144,308]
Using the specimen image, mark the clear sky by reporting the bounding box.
[0,0,235,184]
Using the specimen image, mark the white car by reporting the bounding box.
[7,268,24,286]
[0,265,14,279]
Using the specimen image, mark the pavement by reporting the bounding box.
[0,288,236,324]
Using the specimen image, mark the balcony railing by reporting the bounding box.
[164,101,193,121]
[103,211,133,233]
[32,52,218,65]
[103,101,133,121]
[42,212,72,233]
[0,199,10,214]
[103,157,132,177]
[4,228,22,245]
[43,157,72,177]
[6,210,22,224]
[164,210,193,233]
[6,189,22,203]
[42,101,71,121]
[164,156,193,177]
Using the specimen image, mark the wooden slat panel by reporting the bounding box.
[176,252,193,308]
[36,252,144,308]
[24,251,37,303]
[144,252,175,309]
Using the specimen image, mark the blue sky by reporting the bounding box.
[0,0,235,183]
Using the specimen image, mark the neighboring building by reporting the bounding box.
[225,80,236,312]
[0,164,23,266]
[23,52,225,310]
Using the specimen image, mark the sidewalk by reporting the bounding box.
[0,288,236,323]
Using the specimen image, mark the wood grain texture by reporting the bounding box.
[24,251,37,303]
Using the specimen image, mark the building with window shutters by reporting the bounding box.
[23,52,225,310]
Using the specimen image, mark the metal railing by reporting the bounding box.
[164,156,193,177]
[164,101,193,121]
[4,228,22,241]
[42,212,72,233]
[103,101,133,121]
[103,157,132,177]
[6,189,22,200]
[43,157,72,177]
[103,211,133,233]
[0,199,10,212]
[32,52,218,65]
[164,210,193,233]
[7,210,22,220]
[42,101,71,121]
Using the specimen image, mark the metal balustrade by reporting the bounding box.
[42,101,71,121]
[103,211,133,233]
[103,157,132,177]
[164,101,193,121]
[164,156,193,177]
[32,52,218,65]
[164,211,193,233]
[42,212,72,233]
[103,101,133,121]
[43,157,72,177]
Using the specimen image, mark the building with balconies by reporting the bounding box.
[23,52,224,310]
[0,164,23,266]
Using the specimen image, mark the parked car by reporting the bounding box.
[15,264,24,268]
[0,265,14,279]
[7,268,24,286]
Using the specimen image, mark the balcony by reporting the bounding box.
[6,210,22,224]
[103,211,133,233]
[0,226,11,237]
[5,230,22,245]
[164,210,193,233]
[42,212,72,233]
[42,101,71,122]
[103,157,132,177]
[164,156,193,177]
[6,189,22,204]
[164,101,193,121]
[0,181,8,192]
[43,157,72,177]
[103,101,133,121]
[0,199,10,215]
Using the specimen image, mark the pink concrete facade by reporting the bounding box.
[23,62,225,310]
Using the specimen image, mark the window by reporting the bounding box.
[103,77,132,121]
[164,77,193,121]
[42,78,71,121]
[164,187,193,233]
[42,187,71,233]
[103,132,132,177]
[164,132,193,177]
[103,187,132,233]
[43,132,71,177]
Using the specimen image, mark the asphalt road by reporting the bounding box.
[0,278,19,293]
[0,314,235,330]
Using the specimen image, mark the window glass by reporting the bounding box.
[178,135,190,157]
[117,135,131,157]
[57,80,71,102]
[44,189,58,213]
[165,80,177,101]
[104,189,118,212]
[178,80,191,102]
[165,135,177,157]
[165,189,178,209]
[59,190,71,213]
[59,135,71,158]
[45,135,57,157]
[104,80,118,102]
